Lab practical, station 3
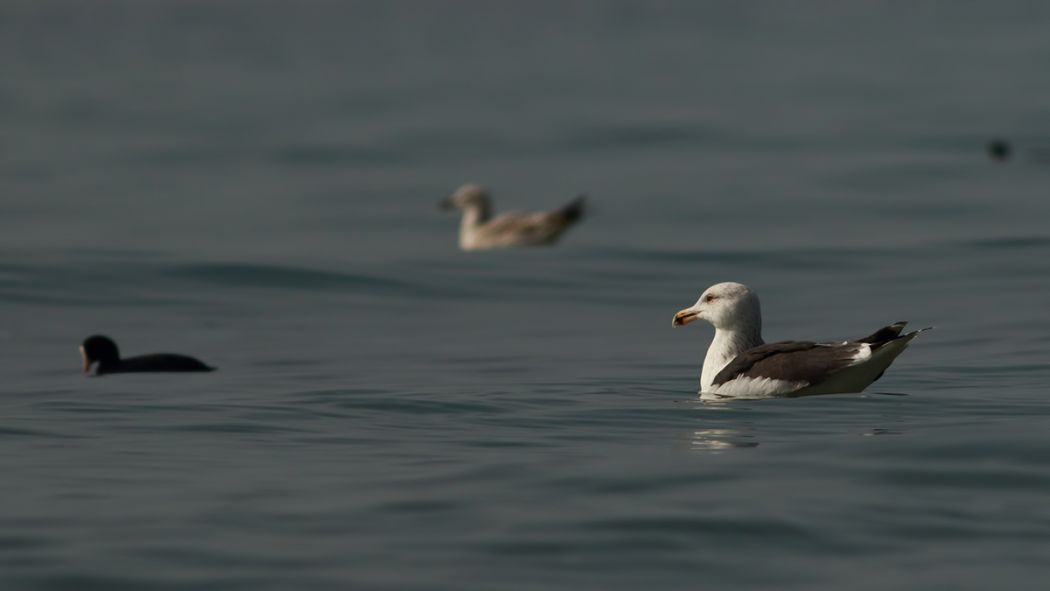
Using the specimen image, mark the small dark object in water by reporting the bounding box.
[80,335,215,375]
[988,139,1011,161]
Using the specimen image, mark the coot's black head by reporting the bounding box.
[81,335,120,373]
[988,139,1011,161]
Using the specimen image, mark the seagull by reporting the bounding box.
[439,183,586,251]
[672,282,930,399]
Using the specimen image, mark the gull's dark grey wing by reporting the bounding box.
[857,321,908,345]
[711,340,864,388]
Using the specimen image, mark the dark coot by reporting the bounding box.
[80,335,215,375]
[988,139,1011,161]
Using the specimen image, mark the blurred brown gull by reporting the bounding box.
[440,183,586,251]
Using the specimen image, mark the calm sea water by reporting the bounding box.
[3,2,1050,589]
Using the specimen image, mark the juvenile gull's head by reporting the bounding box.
[440,183,491,211]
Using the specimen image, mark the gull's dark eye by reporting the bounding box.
[704,294,715,303]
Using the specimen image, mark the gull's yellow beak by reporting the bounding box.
[673,308,699,327]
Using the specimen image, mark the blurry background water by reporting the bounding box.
[2,2,1050,589]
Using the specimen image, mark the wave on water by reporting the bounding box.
[169,262,411,292]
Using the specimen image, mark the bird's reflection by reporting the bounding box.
[674,397,759,452]
[687,428,759,453]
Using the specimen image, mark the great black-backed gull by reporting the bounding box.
[672,282,929,399]
[439,183,586,251]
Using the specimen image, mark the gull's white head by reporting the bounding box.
[441,183,491,210]
[672,282,761,331]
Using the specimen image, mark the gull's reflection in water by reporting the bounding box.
[674,397,759,452]
[688,428,759,453]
